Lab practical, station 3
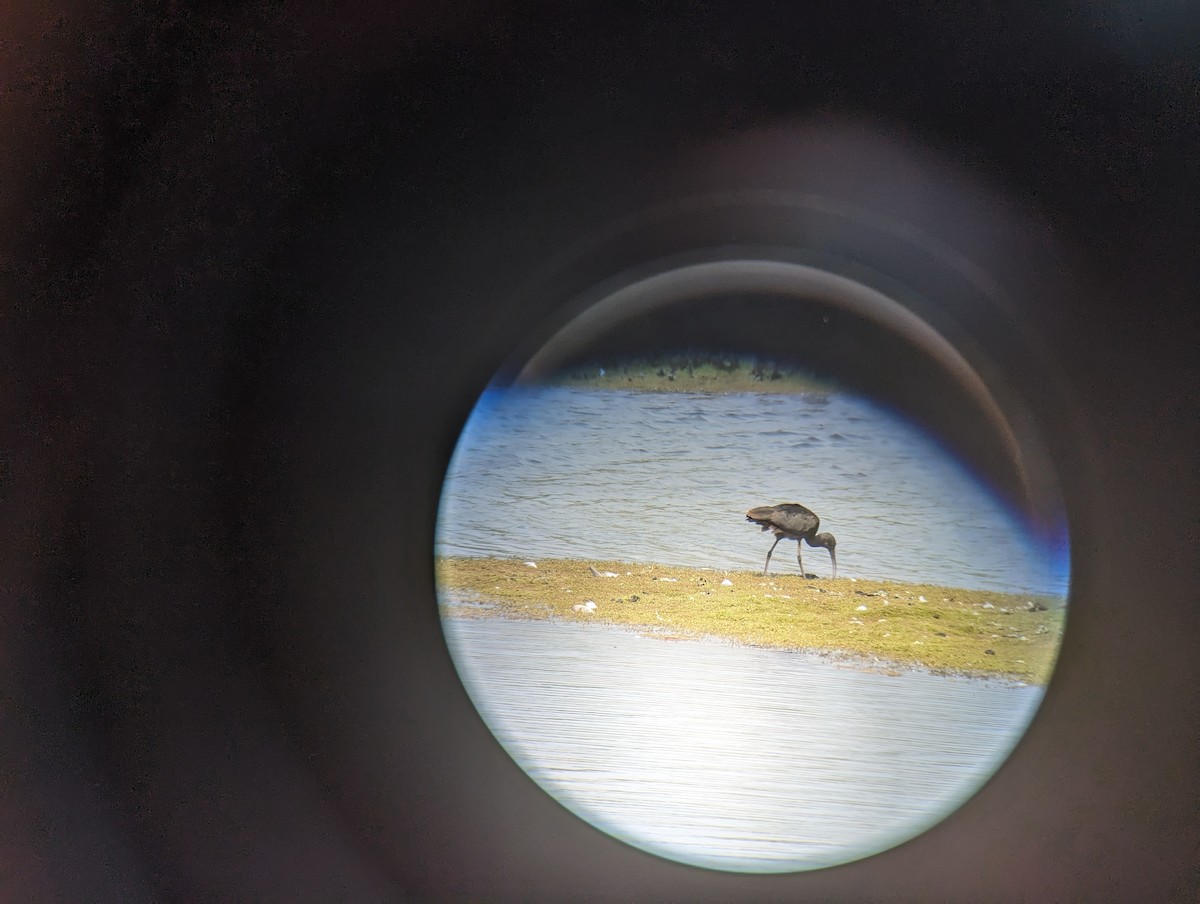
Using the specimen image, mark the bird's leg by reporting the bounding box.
[762,536,783,576]
[795,543,806,577]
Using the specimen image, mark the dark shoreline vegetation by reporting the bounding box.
[436,556,1066,685]
[532,355,832,394]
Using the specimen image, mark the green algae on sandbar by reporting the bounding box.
[436,556,1066,685]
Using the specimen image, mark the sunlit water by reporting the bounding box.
[436,385,1067,872]
[439,387,1068,594]
[446,616,1043,872]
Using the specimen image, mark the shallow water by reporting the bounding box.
[445,615,1043,872]
[438,387,1068,595]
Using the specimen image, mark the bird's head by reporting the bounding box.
[816,532,838,580]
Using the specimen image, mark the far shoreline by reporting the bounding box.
[528,357,833,395]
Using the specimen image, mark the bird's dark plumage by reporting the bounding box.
[746,503,838,578]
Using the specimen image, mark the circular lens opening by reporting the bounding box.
[435,257,1069,872]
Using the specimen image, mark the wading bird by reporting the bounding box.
[745,503,838,578]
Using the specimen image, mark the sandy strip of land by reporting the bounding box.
[436,556,1066,684]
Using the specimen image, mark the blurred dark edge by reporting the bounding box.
[2,1,1197,901]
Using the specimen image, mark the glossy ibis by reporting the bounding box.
[745,502,837,578]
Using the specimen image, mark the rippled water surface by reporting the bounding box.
[446,616,1043,872]
[439,387,1068,594]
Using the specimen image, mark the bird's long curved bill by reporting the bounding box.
[829,548,837,580]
